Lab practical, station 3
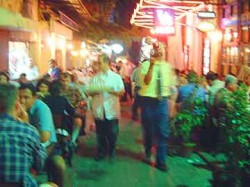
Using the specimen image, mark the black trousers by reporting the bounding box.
[95,118,119,157]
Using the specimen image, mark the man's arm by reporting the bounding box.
[36,103,54,143]
[32,130,47,171]
[144,61,154,85]
[108,74,125,96]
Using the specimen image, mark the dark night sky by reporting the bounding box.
[113,0,138,28]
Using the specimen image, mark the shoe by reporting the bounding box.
[68,141,78,153]
[131,114,139,121]
[109,155,116,163]
[156,163,168,172]
[94,155,105,162]
[142,154,152,165]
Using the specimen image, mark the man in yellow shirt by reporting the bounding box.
[139,42,175,172]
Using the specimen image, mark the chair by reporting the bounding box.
[0,182,23,187]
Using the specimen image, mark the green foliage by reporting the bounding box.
[224,84,250,171]
[175,95,207,143]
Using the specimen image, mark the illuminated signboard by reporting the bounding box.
[152,9,175,35]
[197,11,216,19]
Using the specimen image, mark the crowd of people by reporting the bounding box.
[0,52,126,186]
[0,42,249,186]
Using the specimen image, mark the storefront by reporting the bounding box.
[220,0,250,76]
[0,6,39,80]
[0,0,78,80]
[39,19,73,74]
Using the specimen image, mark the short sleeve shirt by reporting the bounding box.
[29,99,57,143]
[88,69,125,120]
[139,60,176,98]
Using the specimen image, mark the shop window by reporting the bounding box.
[9,42,30,80]
[222,46,239,65]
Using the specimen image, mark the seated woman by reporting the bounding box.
[36,79,51,99]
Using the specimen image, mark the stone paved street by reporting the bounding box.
[68,101,212,187]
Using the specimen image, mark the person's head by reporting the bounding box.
[0,71,9,84]
[19,83,37,110]
[178,74,188,86]
[97,53,111,72]
[60,72,71,88]
[42,73,52,82]
[92,60,100,74]
[49,59,57,68]
[36,79,51,94]
[145,37,153,45]
[70,72,78,83]
[0,84,18,114]
[187,70,198,83]
[174,69,180,76]
[225,74,238,92]
[206,71,218,86]
[150,42,164,60]
[49,80,63,97]
[20,73,26,78]
[19,73,27,83]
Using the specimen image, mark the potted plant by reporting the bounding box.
[175,97,207,157]
[223,84,250,186]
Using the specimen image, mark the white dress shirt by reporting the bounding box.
[87,69,124,120]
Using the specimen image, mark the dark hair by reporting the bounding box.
[151,42,162,58]
[20,73,27,77]
[49,80,62,96]
[0,71,10,81]
[36,79,51,92]
[19,83,37,96]
[175,69,180,74]
[60,72,71,79]
[42,73,51,80]
[0,84,18,113]
[49,59,57,64]
[99,53,111,64]
[206,71,218,81]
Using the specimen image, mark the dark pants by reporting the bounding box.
[140,97,169,164]
[131,86,141,119]
[121,79,132,101]
[95,118,119,157]
[45,144,66,187]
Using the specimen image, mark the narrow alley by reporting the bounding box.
[67,101,212,187]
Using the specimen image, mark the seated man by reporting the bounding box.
[43,80,77,166]
[19,84,66,187]
[0,84,47,187]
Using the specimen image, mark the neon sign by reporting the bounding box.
[152,9,175,35]
[197,11,216,19]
